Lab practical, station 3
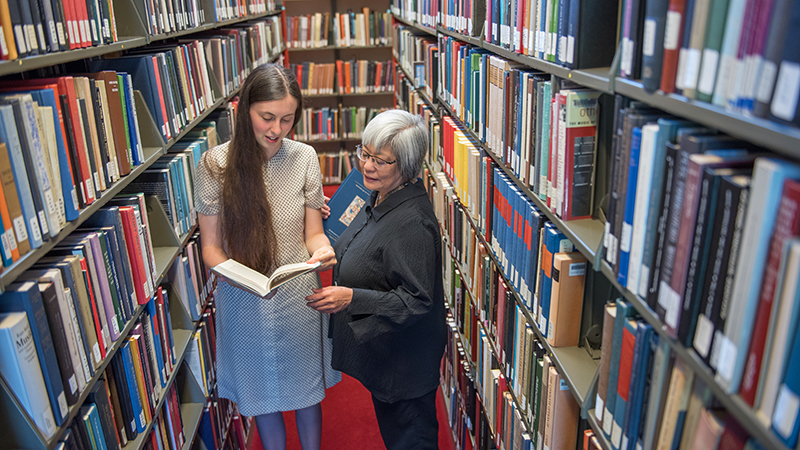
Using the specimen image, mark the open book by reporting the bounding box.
[211,259,321,297]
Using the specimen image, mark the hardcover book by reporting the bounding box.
[322,168,370,244]
[211,259,321,298]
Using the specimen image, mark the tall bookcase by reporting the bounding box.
[0,1,286,449]
[284,0,394,179]
[392,3,800,450]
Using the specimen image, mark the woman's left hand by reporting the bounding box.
[306,286,352,313]
[308,245,336,271]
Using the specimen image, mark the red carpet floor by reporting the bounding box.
[249,374,455,450]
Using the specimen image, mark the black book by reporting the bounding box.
[110,352,138,441]
[6,0,28,57]
[68,422,89,450]
[87,377,121,450]
[72,415,93,450]
[15,0,38,55]
[693,173,750,369]
[104,362,129,446]
[61,429,81,450]
[35,280,79,406]
[88,79,113,187]
[59,94,88,209]
[49,0,68,50]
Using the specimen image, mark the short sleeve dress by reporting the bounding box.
[194,139,341,416]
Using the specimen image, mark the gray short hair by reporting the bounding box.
[362,110,428,181]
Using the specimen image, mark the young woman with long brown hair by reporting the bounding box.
[195,64,340,450]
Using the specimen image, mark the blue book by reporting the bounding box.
[83,207,137,311]
[160,289,177,366]
[603,299,638,439]
[0,281,68,425]
[119,73,143,166]
[766,0,800,126]
[528,207,545,311]
[322,168,370,244]
[145,298,166,389]
[539,224,574,337]
[198,405,216,450]
[0,104,43,249]
[80,404,108,450]
[14,88,80,221]
[623,322,654,450]
[617,127,642,286]
[119,342,146,433]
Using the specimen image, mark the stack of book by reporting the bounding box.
[394,25,439,101]
[212,0,278,23]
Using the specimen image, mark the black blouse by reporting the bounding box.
[330,180,447,403]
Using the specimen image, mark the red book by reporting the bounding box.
[740,179,800,405]
[119,206,149,305]
[61,0,79,49]
[659,0,688,93]
[78,256,107,359]
[149,56,172,140]
[617,321,636,404]
[717,416,748,450]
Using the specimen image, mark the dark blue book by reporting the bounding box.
[773,310,800,447]
[640,0,671,91]
[564,0,619,69]
[322,168,370,244]
[623,321,654,450]
[119,341,146,433]
[83,207,137,314]
[767,0,800,126]
[0,281,68,424]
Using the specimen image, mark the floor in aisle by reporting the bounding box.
[249,373,456,450]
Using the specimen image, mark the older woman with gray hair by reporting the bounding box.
[306,109,446,449]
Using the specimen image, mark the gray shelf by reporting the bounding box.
[304,91,395,98]
[214,9,284,28]
[615,78,800,160]
[0,37,149,77]
[392,15,437,36]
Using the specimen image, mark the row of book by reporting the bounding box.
[620,0,800,126]
[212,0,278,23]
[602,97,800,447]
[285,10,393,48]
[318,150,358,185]
[0,0,120,60]
[393,25,439,102]
[594,299,769,450]
[293,106,389,142]
[390,0,438,29]
[140,0,205,37]
[290,59,397,95]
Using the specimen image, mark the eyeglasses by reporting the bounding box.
[356,144,397,168]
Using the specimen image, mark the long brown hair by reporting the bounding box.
[210,64,303,274]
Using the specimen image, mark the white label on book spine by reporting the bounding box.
[13,215,28,242]
[13,27,26,53]
[716,336,737,383]
[570,262,586,277]
[622,38,633,75]
[771,62,800,120]
[621,436,629,450]
[664,12,682,50]
[37,211,49,235]
[756,61,779,103]
[774,384,800,438]
[57,392,67,417]
[620,222,633,252]
[567,36,575,64]
[664,285,680,328]
[92,344,102,365]
[611,422,623,447]
[638,266,650,298]
[698,49,720,95]
[595,397,604,421]
[693,314,713,357]
[684,49,701,89]
[0,28,8,56]
[643,19,656,57]
[68,375,77,395]
[5,229,15,251]
[56,23,65,47]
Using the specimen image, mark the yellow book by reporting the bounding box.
[127,336,152,424]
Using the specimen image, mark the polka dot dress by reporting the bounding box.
[195,139,341,416]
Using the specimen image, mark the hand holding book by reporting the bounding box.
[307,245,336,271]
[211,259,321,298]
